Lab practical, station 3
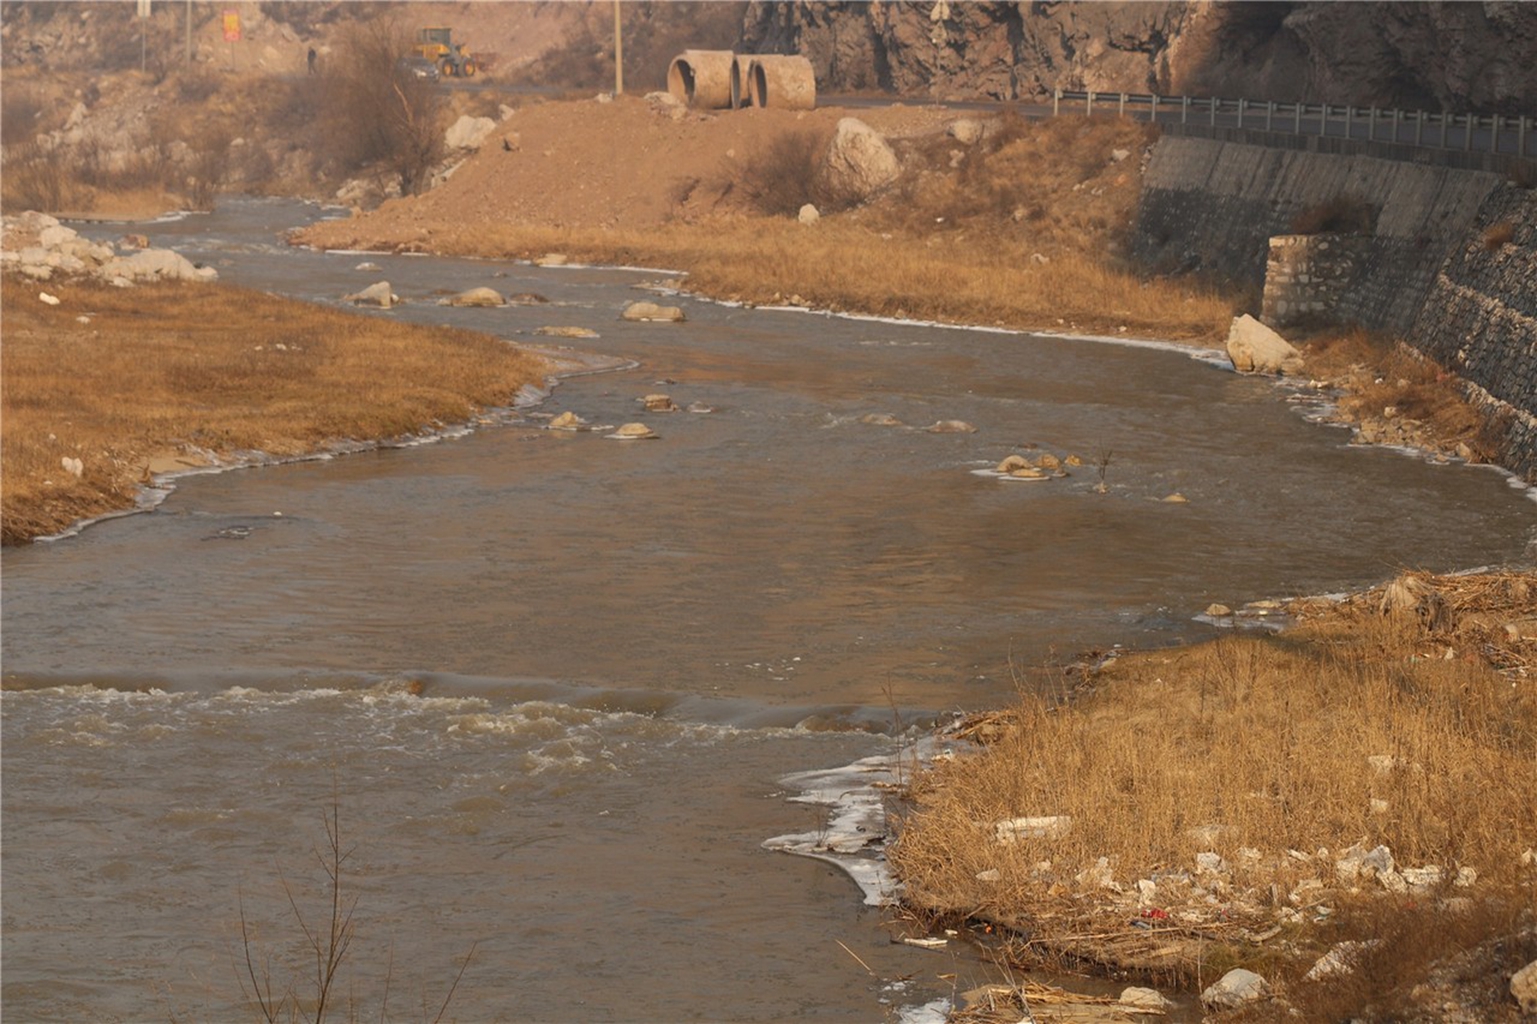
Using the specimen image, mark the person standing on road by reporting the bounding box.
[307,47,317,74]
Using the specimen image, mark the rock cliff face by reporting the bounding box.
[740,1,1537,115]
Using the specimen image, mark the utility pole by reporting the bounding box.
[613,0,623,96]
[138,0,149,73]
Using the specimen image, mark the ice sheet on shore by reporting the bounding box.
[763,738,941,906]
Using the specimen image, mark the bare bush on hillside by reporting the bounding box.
[1290,194,1379,235]
[736,128,834,218]
[1,142,80,212]
[0,85,45,148]
[321,19,445,196]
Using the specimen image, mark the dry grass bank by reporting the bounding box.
[1299,328,1515,467]
[296,109,1238,344]
[1,276,548,544]
[349,219,1230,343]
[891,570,1537,1016]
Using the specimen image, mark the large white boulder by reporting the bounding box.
[444,115,497,151]
[621,300,685,322]
[1200,968,1269,1011]
[442,287,505,307]
[345,281,398,307]
[103,248,217,283]
[1227,314,1303,375]
[817,118,900,203]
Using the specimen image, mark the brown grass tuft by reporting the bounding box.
[1290,194,1378,235]
[0,276,548,544]
[1483,220,1515,251]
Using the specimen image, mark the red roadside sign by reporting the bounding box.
[222,10,241,42]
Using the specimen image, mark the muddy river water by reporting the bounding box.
[4,199,1534,1022]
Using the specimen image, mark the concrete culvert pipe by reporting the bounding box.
[667,50,735,109]
[750,54,816,110]
[730,54,769,108]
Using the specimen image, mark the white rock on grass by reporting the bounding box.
[102,248,217,283]
[993,816,1071,844]
[948,118,984,145]
[1074,856,1115,889]
[1195,851,1228,874]
[816,117,900,201]
[1335,842,1394,882]
[444,114,497,151]
[1512,959,1537,1014]
[1305,940,1376,981]
[1200,968,1269,1011]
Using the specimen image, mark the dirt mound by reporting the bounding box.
[311,96,963,244]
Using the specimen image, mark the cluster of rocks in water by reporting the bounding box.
[1,211,218,286]
[540,390,714,443]
[342,273,685,329]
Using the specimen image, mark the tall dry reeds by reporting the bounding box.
[1,277,548,543]
[890,575,1537,986]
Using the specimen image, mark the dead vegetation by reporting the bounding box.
[301,110,1236,343]
[238,796,475,1024]
[1299,327,1514,465]
[1289,194,1379,235]
[0,18,455,216]
[0,276,548,544]
[889,569,1537,1018]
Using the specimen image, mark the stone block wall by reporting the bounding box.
[1135,138,1501,335]
[1262,234,1371,329]
[1407,187,1537,479]
[1136,136,1537,475]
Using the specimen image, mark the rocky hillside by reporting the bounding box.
[5,2,1531,114]
[740,1,1537,115]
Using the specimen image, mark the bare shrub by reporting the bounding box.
[521,22,609,91]
[1,142,85,213]
[174,64,223,103]
[321,19,446,195]
[184,129,234,211]
[737,128,829,217]
[1290,194,1378,235]
[1482,220,1515,250]
[238,797,476,1024]
[0,85,45,147]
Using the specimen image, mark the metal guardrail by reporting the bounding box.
[1053,88,1534,160]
